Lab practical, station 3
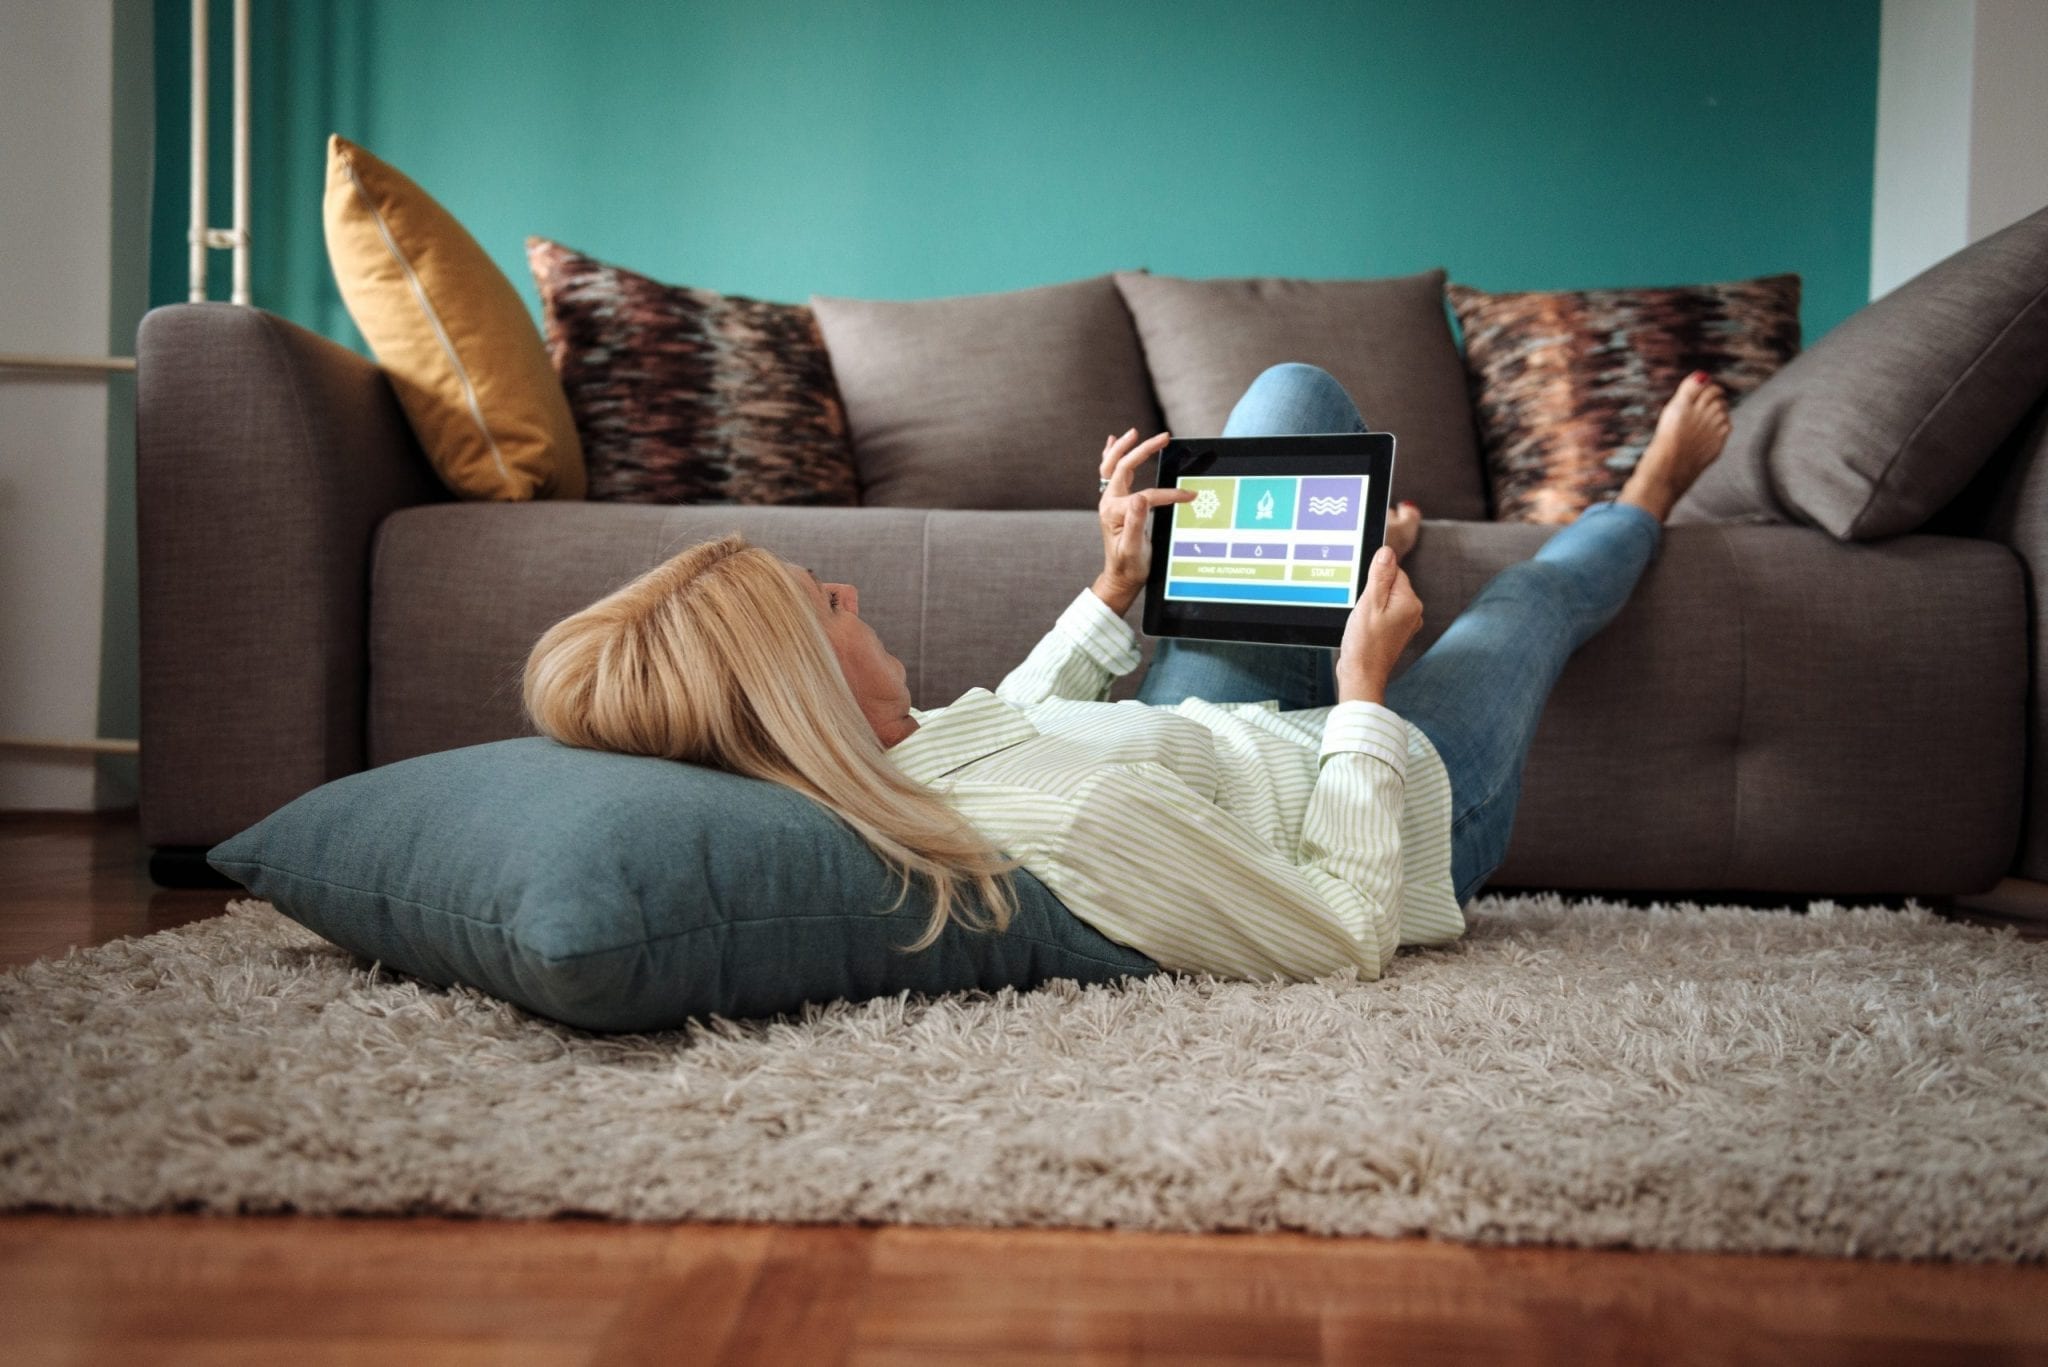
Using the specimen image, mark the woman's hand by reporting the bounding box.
[1385,501,1422,558]
[1091,428,1193,616]
[1337,546,1425,705]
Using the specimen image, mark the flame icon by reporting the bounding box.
[1256,490,1276,520]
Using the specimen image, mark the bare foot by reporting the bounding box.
[1619,372,1733,522]
[1385,501,1422,558]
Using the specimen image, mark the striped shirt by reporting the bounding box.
[889,588,1463,981]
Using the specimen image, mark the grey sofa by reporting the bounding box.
[136,270,2041,899]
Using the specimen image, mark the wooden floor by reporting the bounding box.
[4,812,2046,1366]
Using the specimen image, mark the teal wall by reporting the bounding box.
[154,0,1881,345]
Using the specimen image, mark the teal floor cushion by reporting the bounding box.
[209,738,1158,1032]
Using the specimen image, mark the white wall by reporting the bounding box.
[1967,0,2048,243]
[0,0,149,811]
[1871,0,2048,299]
[1870,1,1973,299]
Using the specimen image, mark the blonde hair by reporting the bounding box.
[523,534,1018,950]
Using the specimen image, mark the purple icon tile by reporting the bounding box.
[1174,540,1228,557]
[1296,476,1363,531]
[1294,542,1354,562]
[1229,542,1284,560]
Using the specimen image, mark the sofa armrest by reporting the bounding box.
[138,304,444,848]
[1958,396,2048,880]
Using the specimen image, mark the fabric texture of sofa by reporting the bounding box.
[137,230,2045,900]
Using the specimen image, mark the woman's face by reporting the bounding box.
[791,563,915,745]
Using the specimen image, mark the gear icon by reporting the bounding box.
[1192,488,1220,520]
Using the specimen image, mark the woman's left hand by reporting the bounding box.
[1091,428,1192,616]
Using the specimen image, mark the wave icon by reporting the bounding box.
[1306,495,1349,515]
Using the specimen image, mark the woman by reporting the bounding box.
[525,364,1730,980]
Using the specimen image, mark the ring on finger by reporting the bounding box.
[1098,477,1111,492]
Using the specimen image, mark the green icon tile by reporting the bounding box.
[1174,478,1236,530]
[1172,559,1286,582]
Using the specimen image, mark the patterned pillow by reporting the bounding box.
[528,238,858,505]
[1447,275,1800,523]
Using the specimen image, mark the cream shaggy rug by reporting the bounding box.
[3,895,2044,1261]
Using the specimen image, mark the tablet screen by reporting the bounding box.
[1162,474,1369,608]
[1142,433,1395,650]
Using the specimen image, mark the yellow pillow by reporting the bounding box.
[323,134,584,500]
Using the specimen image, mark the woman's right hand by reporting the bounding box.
[1337,546,1424,705]
[1091,427,1188,616]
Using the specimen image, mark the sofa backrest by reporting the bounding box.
[365,503,1135,765]
[812,269,1488,519]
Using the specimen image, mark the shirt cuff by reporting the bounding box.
[1319,700,1409,782]
[1060,588,1143,678]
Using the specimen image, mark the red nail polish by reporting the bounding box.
[1691,370,1711,383]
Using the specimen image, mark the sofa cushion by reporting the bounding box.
[1447,274,1800,524]
[208,737,1158,1032]
[1113,270,1488,520]
[361,503,2024,897]
[321,135,583,501]
[528,238,858,507]
[365,504,1141,765]
[1393,523,2025,893]
[1675,204,2048,540]
[810,276,1161,509]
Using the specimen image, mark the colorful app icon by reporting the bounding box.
[1233,477,1298,531]
[1296,476,1363,531]
[1174,478,1236,530]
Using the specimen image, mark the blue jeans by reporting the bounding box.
[1135,363,1661,902]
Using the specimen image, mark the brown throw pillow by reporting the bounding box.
[1114,269,1489,521]
[1675,204,2048,540]
[1448,275,1801,523]
[811,275,1161,510]
[528,238,858,506]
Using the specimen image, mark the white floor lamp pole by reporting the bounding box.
[188,0,251,305]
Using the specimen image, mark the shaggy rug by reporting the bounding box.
[3,895,2044,1262]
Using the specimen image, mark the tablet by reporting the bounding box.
[1142,433,1396,650]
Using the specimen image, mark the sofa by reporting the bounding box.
[135,240,2045,902]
